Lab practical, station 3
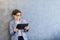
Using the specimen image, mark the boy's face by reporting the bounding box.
[13,13,21,20]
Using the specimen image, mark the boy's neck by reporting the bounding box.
[15,19,20,22]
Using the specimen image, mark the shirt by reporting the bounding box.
[10,19,28,40]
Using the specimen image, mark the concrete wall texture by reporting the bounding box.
[0,0,60,40]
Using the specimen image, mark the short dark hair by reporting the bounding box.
[12,9,21,15]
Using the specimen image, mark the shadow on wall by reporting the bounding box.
[8,21,11,40]
[53,32,60,40]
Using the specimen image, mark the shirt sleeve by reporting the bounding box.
[23,19,29,32]
[9,21,15,36]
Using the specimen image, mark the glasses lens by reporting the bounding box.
[16,15,20,16]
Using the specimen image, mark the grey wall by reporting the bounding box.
[0,0,60,40]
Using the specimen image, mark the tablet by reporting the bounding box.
[16,24,28,29]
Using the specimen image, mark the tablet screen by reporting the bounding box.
[16,24,28,29]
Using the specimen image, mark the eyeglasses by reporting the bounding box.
[16,15,20,17]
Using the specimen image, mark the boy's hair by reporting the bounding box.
[12,9,21,15]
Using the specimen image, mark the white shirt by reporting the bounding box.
[15,21,22,36]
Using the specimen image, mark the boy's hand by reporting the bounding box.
[13,27,18,32]
[24,26,29,30]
